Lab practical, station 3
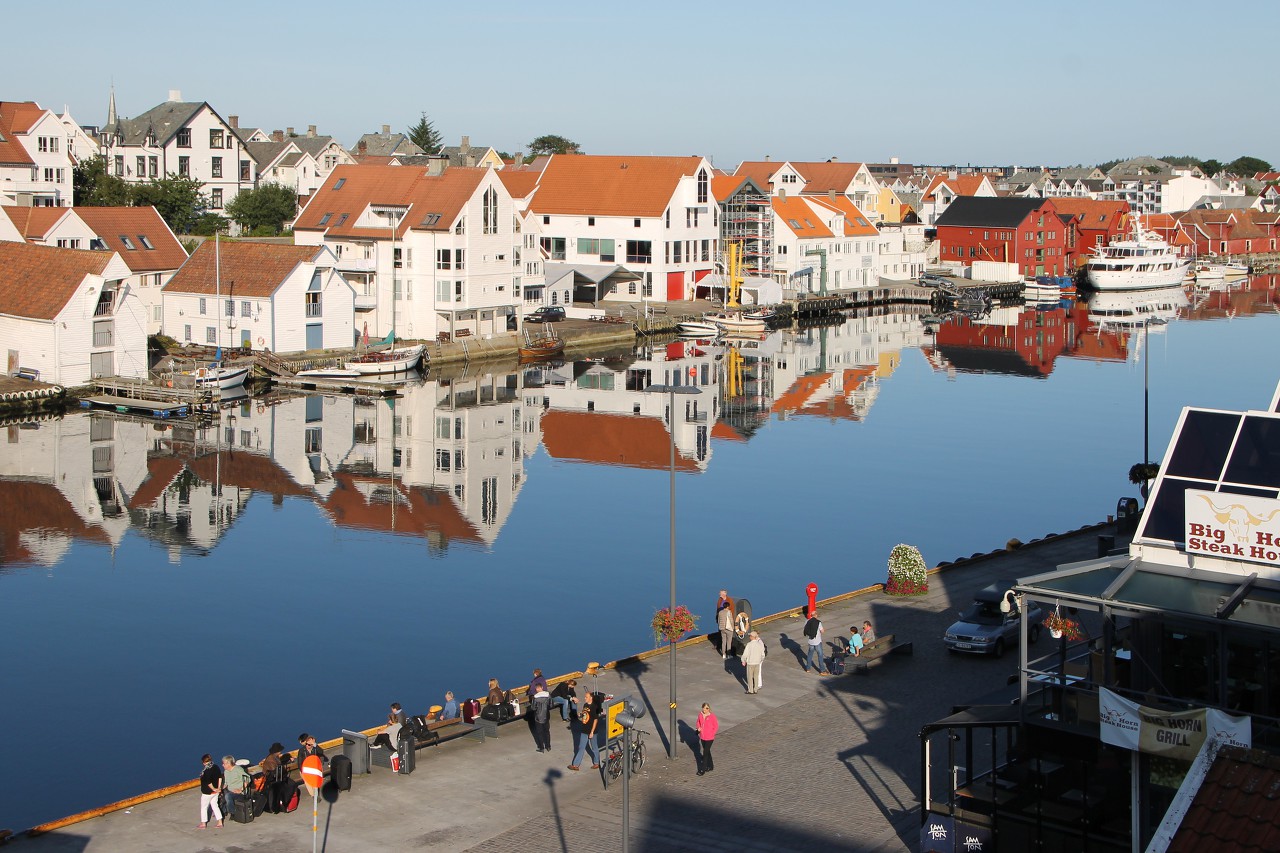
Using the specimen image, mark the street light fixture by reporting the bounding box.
[643,380,702,760]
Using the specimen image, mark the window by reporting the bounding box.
[209,129,223,148]
[119,235,136,250]
[665,208,670,228]
[178,156,190,177]
[93,320,114,348]
[241,301,252,317]
[543,215,550,225]
[183,323,191,341]
[483,186,498,234]
[577,238,615,261]
[305,291,321,317]
[240,160,250,181]
[634,218,641,228]
[588,216,595,226]
[114,155,124,176]
[539,237,566,261]
[176,128,191,148]
[198,298,207,315]
[139,235,154,250]
[206,326,217,343]
[38,136,58,153]
[435,449,451,471]
[211,156,222,178]
[436,279,450,303]
[148,156,158,178]
[697,169,708,203]
[211,188,223,209]
[437,248,465,269]
[626,240,652,263]
[136,156,146,176]
[454,217,465,235]
[225,299,235,317]
[318,213,332,226]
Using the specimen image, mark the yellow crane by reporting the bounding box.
[724,240,743,310]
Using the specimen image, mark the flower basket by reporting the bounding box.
[885,544,928,596]
[1043,609,1084,642]
[651,605,699,644]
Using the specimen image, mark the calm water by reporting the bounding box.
[1,277,1277,828]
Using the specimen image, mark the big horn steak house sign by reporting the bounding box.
[1185,489,1280,567]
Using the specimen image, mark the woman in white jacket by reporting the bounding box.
[741,630,766,694]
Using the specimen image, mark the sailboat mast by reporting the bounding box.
[215,232,221,357]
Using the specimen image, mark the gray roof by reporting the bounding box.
[1054,167,1103,181]
[439,144,495,167]
[933,196,1047,228]
[1190,195,1258,210]
[354,133,423,157]
[897,191,923,209]
[244,140,292,168]
[1107,156,1173,176]
[392,154,450,168]
[105,101,207,147]
[292,135,345,158]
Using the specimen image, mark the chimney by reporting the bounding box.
[514,151,524,166]
[460,135,470,153]
[167,89,182,102]
[829,156,839,162]
[286,126,295,137]
[890,156,899,165]
[357,140,367,155]
[828,190,836,200]
[778,188,786,200]
[271,129,284,142]
[427,156,447,177]
[307,125,317,138]
[228,115,239,128]
[382,124,391,136]
[764,155,771,162]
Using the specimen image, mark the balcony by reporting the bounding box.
[336,256,377,273]
[354,293,377,310]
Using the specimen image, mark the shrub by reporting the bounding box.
[886,544,928,596]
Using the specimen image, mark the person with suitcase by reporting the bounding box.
[221,756,251,822]
[260,742,292,814]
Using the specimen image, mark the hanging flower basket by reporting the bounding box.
[1043,609,1084,641]
[651,605,700,644]
[885,544,928,596]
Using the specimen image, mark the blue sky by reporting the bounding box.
[13,0,1277,170]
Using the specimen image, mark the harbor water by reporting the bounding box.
[0,277,1277,830]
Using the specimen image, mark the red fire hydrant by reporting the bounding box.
[806,583,819,617]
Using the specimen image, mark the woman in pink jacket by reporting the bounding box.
[696,703,719,776]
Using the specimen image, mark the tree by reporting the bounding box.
[527,134,582,156]
[1228,155,1272,176]
[407,113,443,154]
[225,182,298,235]
[1200,158,1224,177]
[73,155,132,207]
[131,174,208,234]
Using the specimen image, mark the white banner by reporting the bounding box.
[1099,688,1251,760]
[1185,489,1280,567]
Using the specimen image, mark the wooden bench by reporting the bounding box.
[847,634,913,674]
[454,328,472,338]
[12,367,39,381]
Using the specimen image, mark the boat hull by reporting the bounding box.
[678,322,720,337]
[1085,262,1190,290]
[518,340,565,361]
[194,365,249,390]
[344,345,424,375]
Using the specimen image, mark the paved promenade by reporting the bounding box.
[19,525,1121,852]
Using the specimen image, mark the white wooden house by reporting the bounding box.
[0,100,76,207]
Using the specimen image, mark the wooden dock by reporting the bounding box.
[274,376,402,397]
[81,394,190,418]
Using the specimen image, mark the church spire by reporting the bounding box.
[106,84,117,127]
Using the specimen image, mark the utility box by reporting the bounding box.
[341,729,371,775]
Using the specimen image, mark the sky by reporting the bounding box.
[10,0,1278,171]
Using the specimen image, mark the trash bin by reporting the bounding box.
[1116,497,1140,532]
[341,729,371,775]
[1097,534,1117,558]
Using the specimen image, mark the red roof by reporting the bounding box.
[71,207,188,273]
[540,410,700,471]
[922,174,992,202]
[0,101,43,166]
[530,155,705,218]
[497,169,539,200]
[807,195,878,236]
[164,240,323,297]
[0,241,113,320]
[0,205,67,239]
[1170,746,1280,853]
[773,196,833,238]
[294,164,486,238]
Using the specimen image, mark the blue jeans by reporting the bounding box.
[572,728,601,767]
[805,643,827,673]
[552,696,575,722]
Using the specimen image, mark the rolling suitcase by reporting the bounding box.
[330,753,353,791]
[230,795,255,824]
[398,734,416,775]
[282,781,301,813]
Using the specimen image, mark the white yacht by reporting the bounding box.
[1085,217,1191,291]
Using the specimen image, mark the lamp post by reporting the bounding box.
[643,381,701,760]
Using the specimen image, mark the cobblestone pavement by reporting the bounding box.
[21,526,1119,852]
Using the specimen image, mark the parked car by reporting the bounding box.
[524,306,565,323]
[943,580,1042,657]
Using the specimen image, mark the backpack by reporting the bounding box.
[803,617,820,639]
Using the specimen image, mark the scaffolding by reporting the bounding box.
[719,181,775,282]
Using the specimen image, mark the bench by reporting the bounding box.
[454,328,472,338]
[12,367,39,381]
[847,634,913,674]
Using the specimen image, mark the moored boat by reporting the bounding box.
[518,337,565,361]
[677,320,721,337]
[1084,216,1191,290]
[345,344,425,375]
[296,368,362,379]
[1194,263,1226,281]
[705,311,767,333]
[193,362,249,390]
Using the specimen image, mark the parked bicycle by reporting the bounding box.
[603,729,647,781]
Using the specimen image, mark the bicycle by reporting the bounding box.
[603,729,647,781]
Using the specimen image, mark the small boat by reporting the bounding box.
[193,362,249,390]
[677,320,721,337]
[705,312,766,333]
[518,336,565,361]
[1194,263,1226,281]
[743,306,776,321]
[345,344,425,375]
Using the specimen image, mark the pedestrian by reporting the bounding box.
[803,610,830,674]
[531,685,552,753]
[695,703,718,775]
[741,630,766,694]
[550,679,578,723]
[568,691,602,771]
[716,589,736,659]
[528,668,548,695]
[862,620,876,644]
[297,732,326,767]
[221,756,249,818]
[197,754,223,829]
[848,626,865,657]
[440,691,460,720]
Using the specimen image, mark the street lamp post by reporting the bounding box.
[643,381,701,760]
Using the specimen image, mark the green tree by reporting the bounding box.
[527,134,582,156]
[1200,158,1224,176]
[72,154,132,206]
[1228,155,1272,176]
[131,174,207,234]
[224,182,298,234]
[407,113,443,154]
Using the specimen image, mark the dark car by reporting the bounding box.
[943,580,1042,657]
[524,306,565,323]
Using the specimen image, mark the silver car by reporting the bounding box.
[943,581,1042,657]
